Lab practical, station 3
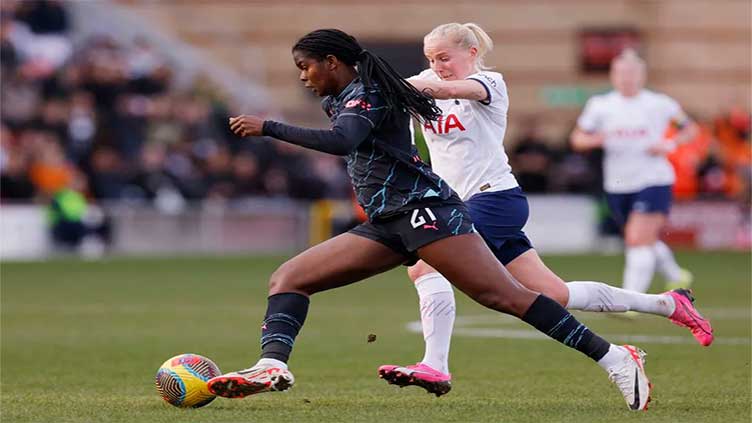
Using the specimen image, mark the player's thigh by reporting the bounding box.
[624,212,666,246]
[406,260,438,282]
[505,249,569,306]
[417,233,538,316]
[270,232,406,296]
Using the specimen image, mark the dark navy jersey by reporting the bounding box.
[263,78,457,221]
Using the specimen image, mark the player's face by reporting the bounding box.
[293,50,336,97]
[424,38,477,81]
[610,60,646,97]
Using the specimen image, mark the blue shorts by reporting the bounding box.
[466,187,533,265]
[605,185,673,228]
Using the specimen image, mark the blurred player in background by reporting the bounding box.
[377,23,713,399]
[206,28,655,411]
[571,50,698,295]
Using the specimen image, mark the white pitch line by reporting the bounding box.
[405,309,752,346]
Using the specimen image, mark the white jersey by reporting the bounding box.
[577,89,682,194]
[411,69,518,201]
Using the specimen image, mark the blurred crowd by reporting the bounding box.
[0,0,352,214]
[1,1,750,216]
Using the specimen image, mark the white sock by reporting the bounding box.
[596,344,628,371]
[622,246,656,293]
[566,281,676,316]
[414,272,455,374]
[654,241,683,282]
[256,358,288,370]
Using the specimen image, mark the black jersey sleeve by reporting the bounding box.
[263,96,386,156]
[263,94,387,156]
[262,119,367,155]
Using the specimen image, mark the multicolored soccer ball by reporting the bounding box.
[155,353,222,408]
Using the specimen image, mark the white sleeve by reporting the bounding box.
[577,97,602,132]
[466,71,506,106]
[662,95,684,122]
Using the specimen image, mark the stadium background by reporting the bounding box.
[1,1,750,422]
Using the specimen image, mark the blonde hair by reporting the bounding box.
[612,48,646,70]
[424,22,494,70]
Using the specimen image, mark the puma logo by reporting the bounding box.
[423,222,439,231]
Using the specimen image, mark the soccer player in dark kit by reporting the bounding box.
[207,29,652,411]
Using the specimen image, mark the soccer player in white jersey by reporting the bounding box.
[376,23,713,408]
[571,50,698,296]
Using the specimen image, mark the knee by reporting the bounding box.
[625,232,653,247]
[407,261,435,282]
[268,261,299,295]
[541,281,569,307]
[474,291,527,317]
[624,226,651,246]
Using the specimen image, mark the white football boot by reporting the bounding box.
[607,345,652,411]
[207,362,294,398]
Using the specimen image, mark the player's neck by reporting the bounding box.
[333,69,359,97]
[617,89,641,98]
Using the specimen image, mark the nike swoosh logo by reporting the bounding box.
[630,368,641,410]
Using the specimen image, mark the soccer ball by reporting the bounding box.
[155,353,222,408]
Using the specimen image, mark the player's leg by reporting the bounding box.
[378,260,455,396]
[405,261,454,375]
[622,210,663,293]
[508,248,668,314]
[631,185,690,291]
[418,233,652,411]
[605,190,658,294]
[208,231,408,398]
[654,240,693,290]
[509,248,712,345]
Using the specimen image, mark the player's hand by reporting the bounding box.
[588,132,606,148]
[647,139,677,156]
[229,115,264,137]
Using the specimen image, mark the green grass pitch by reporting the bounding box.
[2,251,750,422]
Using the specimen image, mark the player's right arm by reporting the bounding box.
[408,78,488,102]
[570,128,605,152]
[231,93,386,156]
[570,97,605,152]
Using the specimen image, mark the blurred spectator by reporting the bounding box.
[46,171,111,256]
[548,144,601,194]
[510,119,552,193]
[86,145,128,199]
[0,124,36,199]
[714,105,751,203]
[15,0,69,35]
[27,131,74,196]
[667,121,713,200]
[230,151,265,198]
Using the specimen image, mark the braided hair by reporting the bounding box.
[293,29,442,123]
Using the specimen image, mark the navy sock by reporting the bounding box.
[260,293,310,363]
[522,294,610,361]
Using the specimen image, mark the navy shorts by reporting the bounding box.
[466,187,533,265]
[349,200,476,265]
[605,185,673,227]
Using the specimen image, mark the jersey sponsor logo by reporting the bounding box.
[610,127,648,138]
[410,207,438,230]
[423,114,466,135]
[345,98,372,111]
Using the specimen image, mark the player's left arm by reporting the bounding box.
[407,78,488,102]
[669,110,699,146]
[648,108,699,155]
